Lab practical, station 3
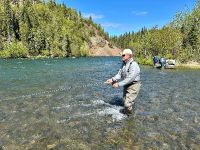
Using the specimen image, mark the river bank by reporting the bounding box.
[176,61,200,69]
[1,56,200,69]
[136,57,200,69]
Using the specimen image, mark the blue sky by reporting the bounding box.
[56,0,197,36]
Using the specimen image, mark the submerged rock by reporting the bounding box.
[47,143,56,149]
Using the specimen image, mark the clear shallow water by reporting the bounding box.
[0,57,200,149]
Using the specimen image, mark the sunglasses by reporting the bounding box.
[122,54,125,57]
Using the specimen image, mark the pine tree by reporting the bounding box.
[4,0,13,44]
[188,22,198,50]
[0,31,2,50]
[62,34,71,57]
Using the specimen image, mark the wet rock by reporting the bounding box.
[193,117,199,124]
[190,144,200,149]
[21,139,29,145]
[106,120,112,124]
[176,117,184,122]
[136,146,144,150]
[30,140,36,145]
[145,115,159,122]
[161,143,170,149]
[35,112,43,119]
[1,146,6,150]
[0,141,4,150]
[165,108,174,113]
[147,132,160,138]
[153,115,159,121]
[47,143,56,149]
[68,121,80,127]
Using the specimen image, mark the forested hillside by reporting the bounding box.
[110,0,200,64]
[0,0,112,58]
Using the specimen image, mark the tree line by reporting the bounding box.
[110,0,200,64]
[0,0,109,58]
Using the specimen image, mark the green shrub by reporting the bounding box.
[165,53,174,59]
[0,42,28,58]
[52,49,65,57]
[144,58,153,65]
[3,42,28,58]
[79,42,89,56]
[0,50,11,58]
[136,57,153,65]
[71,43,80,57]
[40,50,50,56]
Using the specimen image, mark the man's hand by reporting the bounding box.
[104,79,113,84]
[112,83,119,88]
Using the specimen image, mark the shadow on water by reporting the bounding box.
[108,96,123,107]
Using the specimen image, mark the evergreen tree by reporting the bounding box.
[62,34,71,57]
[4,0,13,44]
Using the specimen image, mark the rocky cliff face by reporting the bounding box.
[88,36,122,56]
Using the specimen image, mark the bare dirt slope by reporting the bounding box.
[89,36,122,56]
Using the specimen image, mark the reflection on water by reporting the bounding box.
[0,57,200,149]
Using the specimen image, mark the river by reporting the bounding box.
[0,57,200,149]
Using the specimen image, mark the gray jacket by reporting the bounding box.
[112,58,140,87]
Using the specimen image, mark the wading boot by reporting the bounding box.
[120,107,132,116]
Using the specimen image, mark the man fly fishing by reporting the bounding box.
[105,49,141,115]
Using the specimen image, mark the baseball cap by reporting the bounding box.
[122,49,133,55]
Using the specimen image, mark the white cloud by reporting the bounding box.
[132,11,148,16]
[101,22,121,28]
[82,13,104,19]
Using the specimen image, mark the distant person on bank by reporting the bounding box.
[105,49,141,115]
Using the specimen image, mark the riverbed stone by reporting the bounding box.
[47,143,56,149]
